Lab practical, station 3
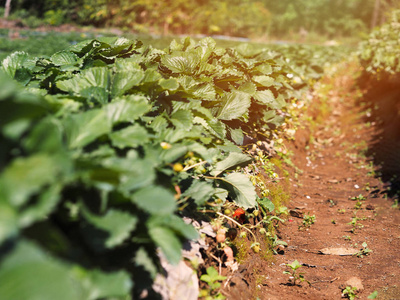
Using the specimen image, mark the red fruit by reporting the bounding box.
[233,208,246,224]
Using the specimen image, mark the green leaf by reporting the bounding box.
[50,51,79,66]
[217,173,257,209]
[23,117,64,153]
[2,51,29,78]
[216,91,251,120]
[200,266,226,284]
[368,291,378,299]
[210,152,252,177]
[254,90,275,105]
[134,247,158,279]
[0,154,62,207]
[0,202,18,244]
[82,208,138,248]
[161,52,201,75]
[18,184,62,228]
[132,186,176,215]
[229,127,244,145]
[183,180,214,205]
[149,215,198,240]
[64,109,112,148]
[159,78,179,91]
[263,110,285,127]
[0,240,85,300]
[111,70,144,97]
[257,197,275,213]
[80,269,133,300]
[57,67,110,95]
[170,109,193,131]
[110,124,149,149]
[148,226,182,265]
[80,86,109,105]
[160,144,188,163]
[253,75,275,87]
[106,95,151,124]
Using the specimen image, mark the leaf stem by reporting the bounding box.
[183,160,207,172]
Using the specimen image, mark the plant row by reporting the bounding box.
[0,36,346,299]
[359,10,400,78]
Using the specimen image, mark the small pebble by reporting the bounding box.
[354,184,360,189]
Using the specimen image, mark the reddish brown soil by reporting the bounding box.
[222,63,400,300]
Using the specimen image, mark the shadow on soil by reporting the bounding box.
[358,75,400,198]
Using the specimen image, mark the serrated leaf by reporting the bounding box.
[110,124,149,149]
[106,95,151,124]
[160,144,188,163]
[254,90,275,105]
[82,269,133,300]
[161,52,201,75]
[183,180,215,205]
[159,78,179,91]
[170,109,193,131]
[0,202,18,244]
[257,197,275,213]
[148,226,182,265]
[134,247,158,279]
[0,154,62,207]
[0,240,85,300]
[217,173,257,209]
[210,153,252,177]
[82,208,138,248]
[132,186,176,215]
[64,109,112,148]
[50,51,79,66]
[216,91,251,120]
[57,67,110,95]
[19,184,62,228]
[2,51,29,78]
[80,86,109,105]
[253,75,275,87]
[229,127,244,145]
[255,63,273,75]
[111,70,144,97]
[263,110,285,127]
[149,214,198,240]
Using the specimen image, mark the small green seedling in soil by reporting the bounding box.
[299,214,315,230]
[342,286,358,300]
[350,194,366,201]
[283,260,310,286]
[331,219,336,224]
[200,266,227,299]
[348,216,364,233]
[354,200,363,210]
[355,242,372,258]
[338,209,346,214]
[343,235,352,241]
[367,291,378,299]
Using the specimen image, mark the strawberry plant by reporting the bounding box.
[0,35,347,298]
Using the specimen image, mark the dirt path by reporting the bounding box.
[223,62,400,300]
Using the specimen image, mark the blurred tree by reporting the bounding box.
[4,0,11,18]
